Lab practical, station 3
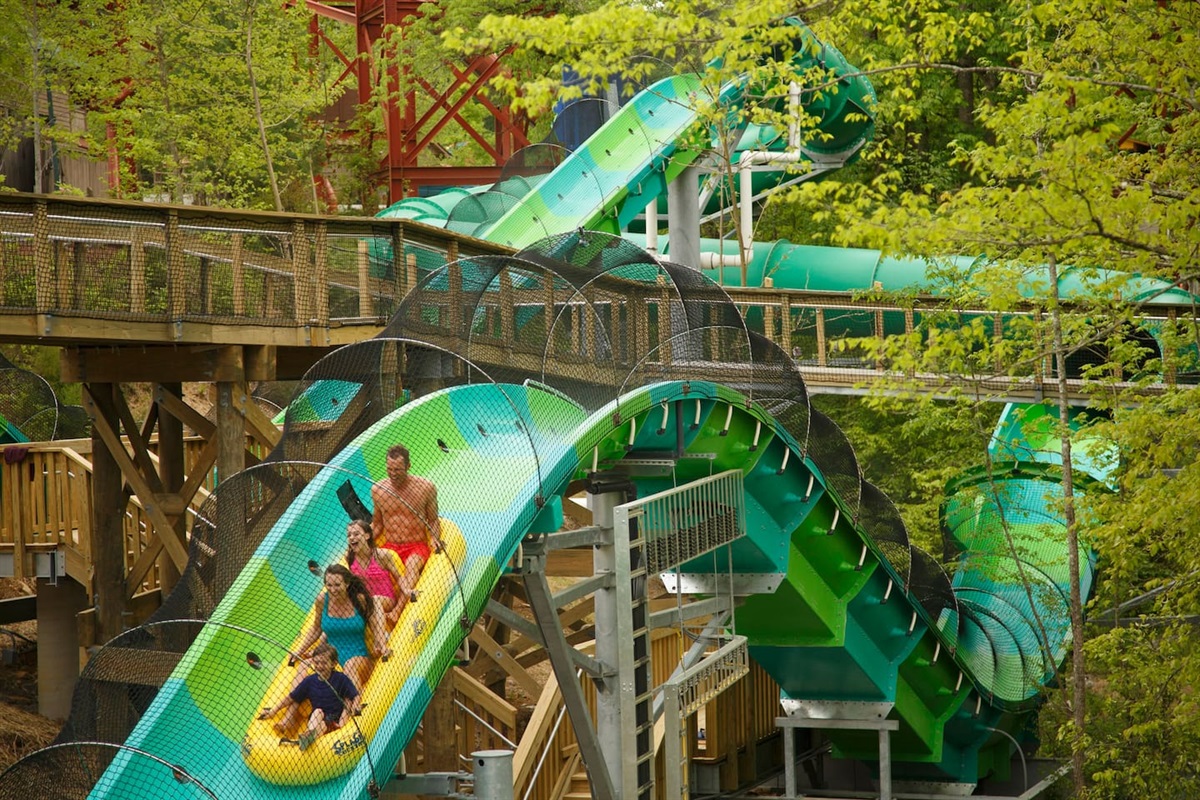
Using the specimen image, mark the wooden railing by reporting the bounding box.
[0,192,510,348]
[0,436,235,598]
[4,193,1196,402]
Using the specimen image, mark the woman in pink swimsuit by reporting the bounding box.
[345,519,407,627]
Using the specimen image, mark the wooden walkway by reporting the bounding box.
[3,191,1189,401]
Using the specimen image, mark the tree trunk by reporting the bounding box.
[1047,251,1088,798]
[245,0,283,212]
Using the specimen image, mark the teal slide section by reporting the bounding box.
[0,413,28,445]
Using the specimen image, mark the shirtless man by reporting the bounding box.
[371,444,441,601]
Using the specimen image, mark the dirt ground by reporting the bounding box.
[0,579,61,771]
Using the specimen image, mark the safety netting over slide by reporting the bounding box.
[0,353,90,443]
[0,232,1093,799]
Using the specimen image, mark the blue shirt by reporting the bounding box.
[290,670,359,719]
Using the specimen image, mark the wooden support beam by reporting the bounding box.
[468,623,542,699]
[89,384,129,643]
[156,382,186,599]
[154,386,215,437]
[242,390,282,449]
[61,345,278,384]
[84,383,189,573]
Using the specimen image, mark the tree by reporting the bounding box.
[446,0,873,281]
[0,0,352,208]
[795,2,1200,796]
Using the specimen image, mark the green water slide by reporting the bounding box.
[78,376,1092,795]
[52,229,1104,800]
[0,412,28,445]
[376,18,874,244]
[16,14,1117,797]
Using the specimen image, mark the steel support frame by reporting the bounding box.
[777,716,899,800]
[346,0,529,201]
[600,492,642,800]
[520,509,619,800]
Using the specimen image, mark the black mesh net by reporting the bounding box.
[805,408,862,521]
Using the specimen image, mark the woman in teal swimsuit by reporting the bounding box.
[293,564,391,690]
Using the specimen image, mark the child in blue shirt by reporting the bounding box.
[259,643,361,750]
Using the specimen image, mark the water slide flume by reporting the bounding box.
[241,521,467,785]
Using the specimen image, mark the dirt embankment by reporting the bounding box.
[0,579,61,771]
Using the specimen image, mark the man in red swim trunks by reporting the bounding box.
[371,443,441,601]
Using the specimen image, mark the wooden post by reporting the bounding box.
[129,226,146,313]
[424,671,459,771]
[448,259,463,334]
[292,220,311,323]
[816,308,827,367]
[874,307,885,370]
[156,382,186,598]
[199,256,212,315]
[763,277,776,347]
[215,347,251,569]
[1165,308,1178,387]
[906,308,916,379]
[499,269,515,345]
[658,280,672,366]
[405,253,418,302]
[33,201,51,313]
[165,210,186,321]
[357,240,371,317]
[313,221,329,326]
[56,241,73,309]
[231,233,245,316]
[779,291,792,358]
[392,225,405,303]
[88,382,127,643]
[0,229,6,304]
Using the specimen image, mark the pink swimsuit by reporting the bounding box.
[350,555,397,601]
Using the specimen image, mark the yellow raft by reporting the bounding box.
[241,520,467,785]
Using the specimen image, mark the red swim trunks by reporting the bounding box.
[381,540,431,563]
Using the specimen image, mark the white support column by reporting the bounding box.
[667,165,701,269]
[593,490,638,799]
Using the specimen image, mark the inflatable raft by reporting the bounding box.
[241,520,467,785]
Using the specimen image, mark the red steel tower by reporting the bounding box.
[308,0,529,204]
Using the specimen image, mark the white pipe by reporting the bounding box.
[736,82,805,266]
[645,193,658,255]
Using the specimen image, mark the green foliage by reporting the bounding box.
[1039,624,1200,800]
[0,0,350,208]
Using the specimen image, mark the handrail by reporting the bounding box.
[0,435,240,596]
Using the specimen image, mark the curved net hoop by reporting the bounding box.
[858,481,911,588]
[153,461,326,623]
[805,409,862,521]
[54,621,207,747]
[907,546,960,655]
[499,142,570,180]
[0,743,176,800]
[446,192,521,238]
[56,404,92,439]
[0,364,59,440]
